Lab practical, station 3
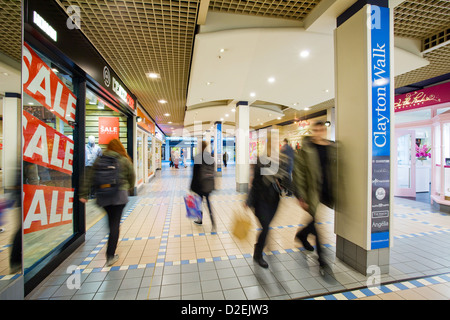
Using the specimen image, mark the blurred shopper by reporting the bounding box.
[279,138,295,196]
[190,141,216,230]
[80,138,135,267]
[293,121,336,273]
[223,152,229,167]
[246,154,281,268]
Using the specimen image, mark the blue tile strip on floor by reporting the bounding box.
[304,273,450,300]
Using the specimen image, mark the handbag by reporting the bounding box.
[184,193,202,219]
[231,207,252,240]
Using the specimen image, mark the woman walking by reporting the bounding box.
[80,138,135,267]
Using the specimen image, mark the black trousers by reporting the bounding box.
[254,203,278,256]
[104,204,125,259]
[298,219,324,266]
[199,193,215,227]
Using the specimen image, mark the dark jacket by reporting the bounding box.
[80,150,136,207]
[292,136,337,217]
[246,156,280,218]
[190,152,215,195]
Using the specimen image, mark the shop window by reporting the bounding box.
[22,43,77,272]
[395,109,431,124]
[437,107,450,116]
[148,136,153,176]
[84,88,128,230]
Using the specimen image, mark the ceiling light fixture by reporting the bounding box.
[168,121,172,124]
[159,99,167,104]
[300,50,310,58]
[220,48,225,53]
[164,113,170,116]
[231,108,236,112]
[268,77,275,83]
[250,92,256,97]
[304,107,310,111]
[146,72,160,79]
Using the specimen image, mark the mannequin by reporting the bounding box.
[85,136,102,198]
[85,135,102,167]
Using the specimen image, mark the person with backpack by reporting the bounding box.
[80,138,136,267]
[190,141,215,230]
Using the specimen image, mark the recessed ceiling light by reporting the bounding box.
[300,50,310,58]
[164,113,170,116]
[220,118,224,121]
[277,117,281,120]
[206,82,212,86]
[146,72,160,79]
[250,92,256,97]
[225,114,229,117]
[231,108,236,112]
[268,77,275,83]
[304,107,310,111]
[168,121,172,124]
[220,48,225,53]
[2,72,8,76]
[159,99,167,104]
[260,123,263,125]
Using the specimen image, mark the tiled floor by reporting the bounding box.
[25,164,450,300]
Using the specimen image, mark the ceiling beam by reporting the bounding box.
[197,0,211,25]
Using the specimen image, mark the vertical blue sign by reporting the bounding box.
[371,5,390,250]
[216,122,222,172]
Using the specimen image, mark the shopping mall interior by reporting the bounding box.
[0,0,450,306]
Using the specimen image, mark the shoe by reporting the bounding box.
[194,219,203,225]
[254,256,268,268]
[106,254,119,267]
[295,232,314,251]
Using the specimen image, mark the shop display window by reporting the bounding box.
[22,43,77,272]
[148,136,153,176]
[395,109,431,124]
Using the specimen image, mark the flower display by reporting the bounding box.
[415,144,431,161]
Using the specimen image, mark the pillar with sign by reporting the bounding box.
[235,101,249,192]
[214,121,223,176]
[334,0,393,275]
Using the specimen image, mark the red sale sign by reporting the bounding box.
[23,184,74,234]
[22,42,76,126]
[99,117,119,144]
[23,111,74,175]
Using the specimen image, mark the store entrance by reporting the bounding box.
[394,127,432,201]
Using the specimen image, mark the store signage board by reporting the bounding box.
[33,11,57,42]
[99,117,120,144]
[394,81,450,113]
[370,4,391,250]
[22,43,77,127]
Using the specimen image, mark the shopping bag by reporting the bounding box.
[231,207,252,240]
[184,193,202,219]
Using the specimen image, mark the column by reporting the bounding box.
[334,0,393,275]
[214,121,223,176]
[3,93,21,191]
[235,101,249,192]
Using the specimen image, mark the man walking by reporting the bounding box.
[292,121,337,273]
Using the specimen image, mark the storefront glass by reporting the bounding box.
[22,43,77,271]
[84,88,128,230]
[148,135,153,176]
[137,131,143,185]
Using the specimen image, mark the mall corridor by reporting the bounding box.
[25,164,450,300]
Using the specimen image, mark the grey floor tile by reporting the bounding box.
[162,273,181,286]
[125,268,145,279]
[115,288,139,300]
[182,282,202,295]
[224,288,247,300]
[220,277,241,290]
[105,270,127,281]
[160,284,181,298]
[182,293,203,300]
[76,281,102,295]
[201,279,221,293]
[262,282,288,297]
[280,280,306,294]
[217,268,236,279]
[198,262,216,271]
[203,291,225,300]
[119,277,143,290]
[234,266,254,277]
[298,277,324,291]
[238,275,260,287]
[182,271,200,283]
[136,287,151,300]
[147,285,161,300]
[71,293,95,300]
[215,260,233,269]
[85,272,108,283]
[201,269,219,281]
[93,290,117,300]
[163,265,181,275]
[243,285,268,300]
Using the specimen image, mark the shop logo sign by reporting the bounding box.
[33,11,57,42]
[103,66,111,87]
[66,5,81,30]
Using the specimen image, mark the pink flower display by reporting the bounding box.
[415,144,431,160]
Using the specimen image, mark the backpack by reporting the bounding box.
[93,155,120,197]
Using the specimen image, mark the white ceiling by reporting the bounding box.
[185,10,430,130]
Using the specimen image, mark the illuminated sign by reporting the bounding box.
[112,77,135,110]
[33,11,57,42]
